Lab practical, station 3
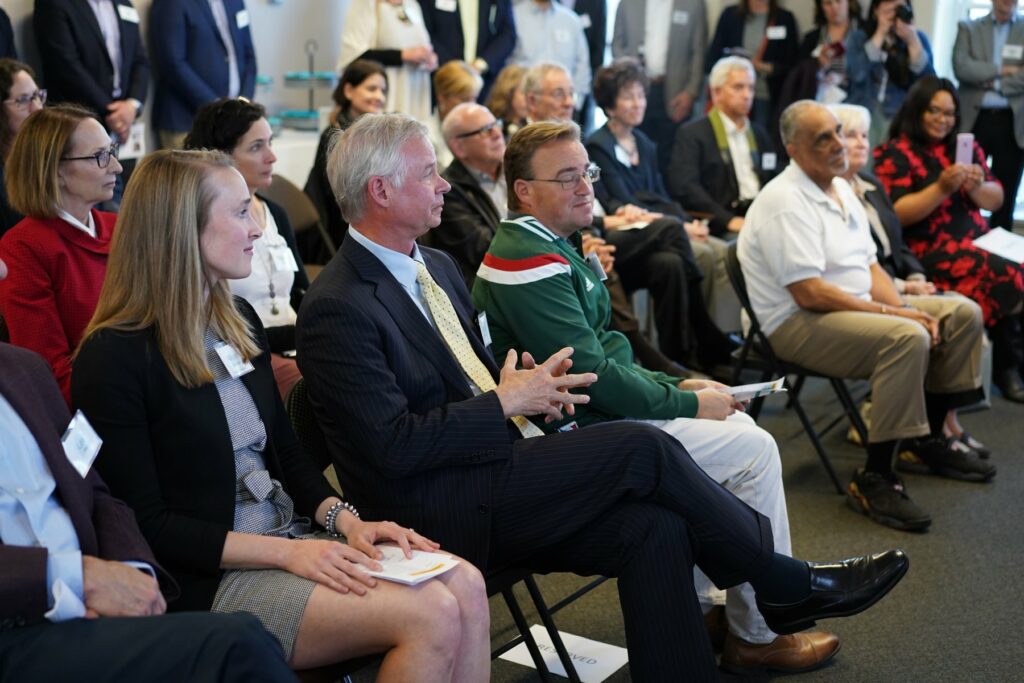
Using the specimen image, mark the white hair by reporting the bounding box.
[327,113,429,223]
[779,100,826,147]
[709,56,756,90]
[829,103,871,136]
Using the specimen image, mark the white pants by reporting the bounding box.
[642,411,790,644]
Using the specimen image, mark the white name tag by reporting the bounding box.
[117,3,140,23]
[555,29,570,43]
[477,312,492,347]
[762,152,777,171]
[215,343,256,379]
[62,411,102,478]
[766,25,787,40]
[269,244,299,272]
[672,10,689,25]
[118,121,147,159]
[579,13,592,29]
[435,0,457,12]
[236,9,250,29]
[1003,44,1023,61]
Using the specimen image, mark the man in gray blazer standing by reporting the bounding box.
[954,0,1024,231]
[612,0,707,173]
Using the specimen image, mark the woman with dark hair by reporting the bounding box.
[706,0,800,130]
[585,57,742,367]
[799,0,862,100]
[847,0,934,144]
[0,104,120,404]
[72,148,489,679]
[185,98,308,399]
[0,58,45,235]
[874,76,1023,401]
[304,59,388,260]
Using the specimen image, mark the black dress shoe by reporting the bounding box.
[994,369,1024,403]
[755,550,909,635]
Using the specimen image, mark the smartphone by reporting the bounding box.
[955,133,974,166]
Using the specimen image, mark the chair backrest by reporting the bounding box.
[285,377,332,473]
[724,241,783,368]
[264,174,337,257]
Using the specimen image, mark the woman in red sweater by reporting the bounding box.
[0,103,122,404]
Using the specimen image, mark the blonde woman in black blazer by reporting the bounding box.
[72,149,490,680]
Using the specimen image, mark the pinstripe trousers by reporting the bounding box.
[485,421,774,681]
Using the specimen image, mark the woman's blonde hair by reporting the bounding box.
[433,60,483,101]
[6,103,94,219]
[80,149,260,387]
[485,64,526,122]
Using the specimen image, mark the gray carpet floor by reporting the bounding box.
[356,379,1024,682]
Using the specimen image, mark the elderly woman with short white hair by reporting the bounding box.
[831,102,991,458]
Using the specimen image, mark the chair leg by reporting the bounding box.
[786,374,806,409]
[502,586,553,682]
[523,576,582,683]
[789,395,845,494]
[831,378,870,444]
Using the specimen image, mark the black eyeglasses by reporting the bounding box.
[4,89,47,107]
[455,118,503,139]
[61,144,120,169]
[523,163,601,190]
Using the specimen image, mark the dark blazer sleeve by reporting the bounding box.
[0,9,16,60]
[73,329,234,577]
[34,0,116,112]
[149,0,222,110]
[670,121,735,232]
[296,250,512,480]
[477,0,516,74]
[232,0,257,99]
[354,48,403,67]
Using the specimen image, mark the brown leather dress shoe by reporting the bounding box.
[703,605,727,652]
[720,630,841,675]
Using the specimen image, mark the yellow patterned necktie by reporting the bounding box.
[415,262,544,438]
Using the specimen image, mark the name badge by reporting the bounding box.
[62,411,102,478]
[477,311,492,347]
[435,0,457,12]
[766,25,787,40]
[614,144,632,166]
[236,9,250,29]
[584,252,608,282]
[672,10,689,25]
[762,152,777,171]
[117,3,140,23]
[1003,44,1023,61]
[579,13,592,29]
[269,245,300,272]
[554,29,570,43]
[215,343,256,379]
[118,121,147,159]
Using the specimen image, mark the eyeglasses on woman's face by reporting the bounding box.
[61,144,120,169]
[4,89,47,108]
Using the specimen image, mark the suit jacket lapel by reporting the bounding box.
[196,0,229,53]
[77,0,112,70]
[343,240,475,398]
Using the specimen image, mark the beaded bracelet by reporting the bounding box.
[324,500,360,538]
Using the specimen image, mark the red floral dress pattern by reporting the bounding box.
[873,135,1022,326]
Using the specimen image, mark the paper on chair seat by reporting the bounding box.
[973,227,1024,264]
[499,624,629,682]
[364,546,459,585]
[725,376,787,402]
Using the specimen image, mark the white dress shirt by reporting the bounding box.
[718,110,760,201]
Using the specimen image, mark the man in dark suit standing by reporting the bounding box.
[149,0,258,149]
[296,111,909,680]
[34,0,150,146]
[0,255,296,682]
[671,56,776,237]
[417,0,515,98]
[0,8,17,59]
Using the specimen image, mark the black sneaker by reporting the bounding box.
[897,436,996,482]
[847,469,932,532]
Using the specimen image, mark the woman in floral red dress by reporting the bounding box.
[874,76,1024,402]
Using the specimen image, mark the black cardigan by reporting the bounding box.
[71,298,337,612]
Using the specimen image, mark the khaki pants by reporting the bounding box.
[693,235,741,333]
[769,295,983,443]
[158,130,188,150]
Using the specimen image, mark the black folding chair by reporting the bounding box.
[725,242,868,494]
[285,378,604,681]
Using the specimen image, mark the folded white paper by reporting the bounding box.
[973,227,1024,264]
[499,625,628,683]
[364,547,459,585]
[725,376,787,402]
